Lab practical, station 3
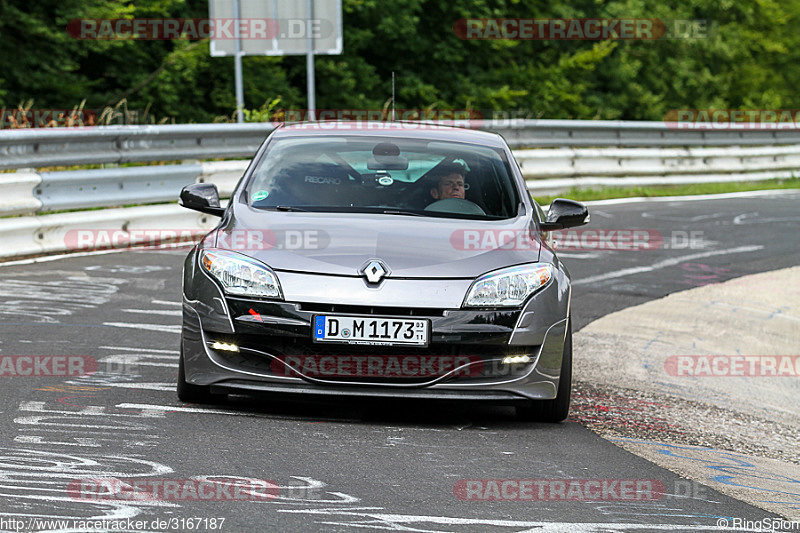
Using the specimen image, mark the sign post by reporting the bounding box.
[233,0,244,123]
[305,0,316,120]
[209,0,343,122]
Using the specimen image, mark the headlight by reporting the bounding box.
[200,249,283,299]
[463,263,552,308]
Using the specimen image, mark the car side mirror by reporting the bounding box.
[539,198,589,231]
[179,183,225,217]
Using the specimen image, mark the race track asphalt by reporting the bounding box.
[0,190,797,532]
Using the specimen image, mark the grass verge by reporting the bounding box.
[532,177,800,205]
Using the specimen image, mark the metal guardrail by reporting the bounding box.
[4,119,800,171]
[2,119,799,260]
[518,144,800,194]
[498,119,800,148]
[0,123,272,170]
[0,161,247,217]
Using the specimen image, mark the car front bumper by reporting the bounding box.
[181,252,571,402]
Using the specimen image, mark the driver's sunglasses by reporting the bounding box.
[442,180,470,190]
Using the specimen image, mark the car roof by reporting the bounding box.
[271,121,508,148]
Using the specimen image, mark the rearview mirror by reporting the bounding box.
[179,183,225,217]
[368,141,408,170]
[539,198,589,231]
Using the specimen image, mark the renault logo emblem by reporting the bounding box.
[360,260,389,284]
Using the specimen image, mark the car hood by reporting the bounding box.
[211,207,541,279]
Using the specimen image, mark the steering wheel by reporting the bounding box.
[424,198,486,216]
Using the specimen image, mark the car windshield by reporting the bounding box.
[246,135,520,219]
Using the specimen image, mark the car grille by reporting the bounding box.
[298,303,447,317]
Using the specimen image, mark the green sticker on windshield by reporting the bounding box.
[252,190,270,202]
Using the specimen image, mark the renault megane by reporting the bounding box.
[178,121,588,422]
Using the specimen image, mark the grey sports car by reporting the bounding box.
[178,122,588,422]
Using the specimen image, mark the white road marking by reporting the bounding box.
[583,188,800,206]
[13,436,101,447]
[100,355,178,368]
[122,308,182,317]
[102,353,176,361]
[556,252,605,259]
[101,382,175,391]
[0,248,132,268]
[102,322,180,333]
[14,434,157,447]
[640,212,729,222]
[13,416,156,431]
[276,508,749,531]
[152,299,182,307]
[100,346,178,354]
[18,401,163,418]
[573,245,764,286]
[115,403,255,416]
[733,212,800,225]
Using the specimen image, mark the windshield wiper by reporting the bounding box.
[378,209,425,217]
[270,206,424,216]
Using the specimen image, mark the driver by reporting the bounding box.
[429,164,469,201]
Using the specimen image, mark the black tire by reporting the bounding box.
[177,344,221,404]
[516,317,572,423]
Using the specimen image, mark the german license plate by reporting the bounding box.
[312,315,429,346]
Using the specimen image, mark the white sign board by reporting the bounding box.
[209,0,343,57]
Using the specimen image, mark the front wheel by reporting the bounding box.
[516,317,572,423]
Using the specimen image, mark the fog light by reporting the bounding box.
[211,341,239,352]
[502,355,531,364]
